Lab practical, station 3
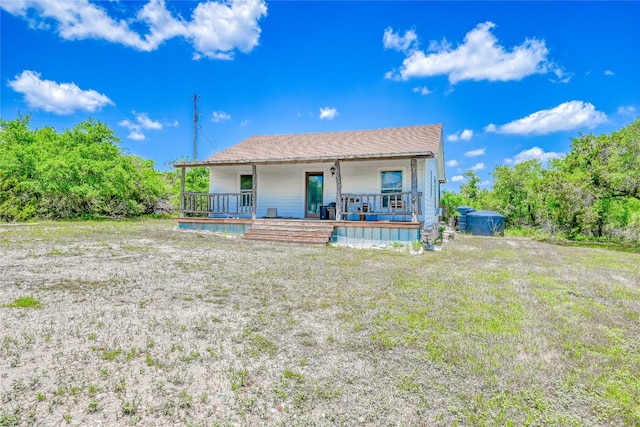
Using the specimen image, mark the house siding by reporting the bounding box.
[208,158,437,223]
[423,158,439,227]
[210,164,336,218]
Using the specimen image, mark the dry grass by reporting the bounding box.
[0,219,638,426]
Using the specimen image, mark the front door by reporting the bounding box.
[305,172,323,218]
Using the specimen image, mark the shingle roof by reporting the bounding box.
[199,124,443,164]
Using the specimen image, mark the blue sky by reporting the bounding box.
[2,1,639,191]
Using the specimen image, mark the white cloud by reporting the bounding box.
[118,111,163,140]
[212,111,231,122]
[506,146,563,164]
[470,162,485,171]
[464,148,485,157]
[484,100,607,135]
[460,129,474,141]
[604,70,615,76]
[447,130,473,142]
[385,21,561,83]
[7,70,114,114]
[616,105,637,116]
[0,0,268,60]
[240,119,249,127]
[189,0,268,60]
[413,86,432,95]
[383,27,417,52]
[451,175,465,182]
[445,159,459,167]
[136,112,162,129]
[319,107,338,120]
[128,131,146,141]
[550,68,573,83]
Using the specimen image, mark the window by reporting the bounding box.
[381,170,402,208]
[240,175,253,207]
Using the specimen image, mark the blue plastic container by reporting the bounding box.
[466,210,505,236]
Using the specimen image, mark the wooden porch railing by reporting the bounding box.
[340,192,422,218]
[181,191,422,220]
[182,192,252,216]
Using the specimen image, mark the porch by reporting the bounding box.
[180,190,422,222]
[176,217,423,246]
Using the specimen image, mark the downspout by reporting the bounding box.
[334,160,342,221]
[411,158,418,223]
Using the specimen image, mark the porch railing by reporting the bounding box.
[181,191,422,220]
[182,192,252,216]
[340,192,422,218]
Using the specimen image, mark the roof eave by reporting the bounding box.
[172,151,435,168]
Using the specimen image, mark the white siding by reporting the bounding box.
[339,159,424,194]
[422,158,439,227]
[210,163,336,218]
[208,158,439,222]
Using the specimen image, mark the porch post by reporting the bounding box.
[411,158,418,223]
[334,160,342,221]
[180,166,186,218]
[251,164,257,220]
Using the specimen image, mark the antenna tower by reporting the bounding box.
[193,93,200,161]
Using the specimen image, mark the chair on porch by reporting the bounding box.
[264,208,279,219]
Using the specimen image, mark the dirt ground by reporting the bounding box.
[1,220,639,426]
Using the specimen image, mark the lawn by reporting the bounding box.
[1,220,638,426]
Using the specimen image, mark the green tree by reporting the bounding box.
[458,170,491,208]
[0,116,168,221]
[459,170,480,202]
[164,158,210,209]
[440,190,466,224]
[490,160,544,227]
[545,118,640,238]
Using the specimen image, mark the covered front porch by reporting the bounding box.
[177,158,426,223]
[174,155,435,245]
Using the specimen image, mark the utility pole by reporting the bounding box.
[193,93,200,161]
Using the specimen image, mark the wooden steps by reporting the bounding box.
[243,220,335,245]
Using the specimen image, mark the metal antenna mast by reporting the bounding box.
[193,93,200,161]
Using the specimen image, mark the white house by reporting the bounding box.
[175,124,446,245]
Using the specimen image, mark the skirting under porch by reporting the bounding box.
[176,218,423,246]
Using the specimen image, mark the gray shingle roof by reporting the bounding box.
[201,124,443,164]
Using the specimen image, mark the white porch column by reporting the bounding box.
[251,164,257,220]
[411,158,418,223]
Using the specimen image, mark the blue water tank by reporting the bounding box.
[466,210,505,236]
[455,206,475,232]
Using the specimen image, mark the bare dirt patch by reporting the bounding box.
[1,220,639,426]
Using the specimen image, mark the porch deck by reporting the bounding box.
[176,217,423,245]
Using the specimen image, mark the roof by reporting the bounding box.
[174,124,446,182]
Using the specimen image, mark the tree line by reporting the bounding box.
[2,115,638,243]
[442,118,640,242]
[0,116,208,221]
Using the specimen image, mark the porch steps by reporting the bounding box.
[243,220,335,245]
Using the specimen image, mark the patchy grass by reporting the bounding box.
[4,296,41,309]
[0,220,638,426]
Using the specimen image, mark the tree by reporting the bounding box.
[0,116,168,221]
[164,158,210,210]
[544,118,640,238]
[458,170,491,208]
[490,160,544,227]
[459,170,480,202]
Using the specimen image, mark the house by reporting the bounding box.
[174,124,446,245]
